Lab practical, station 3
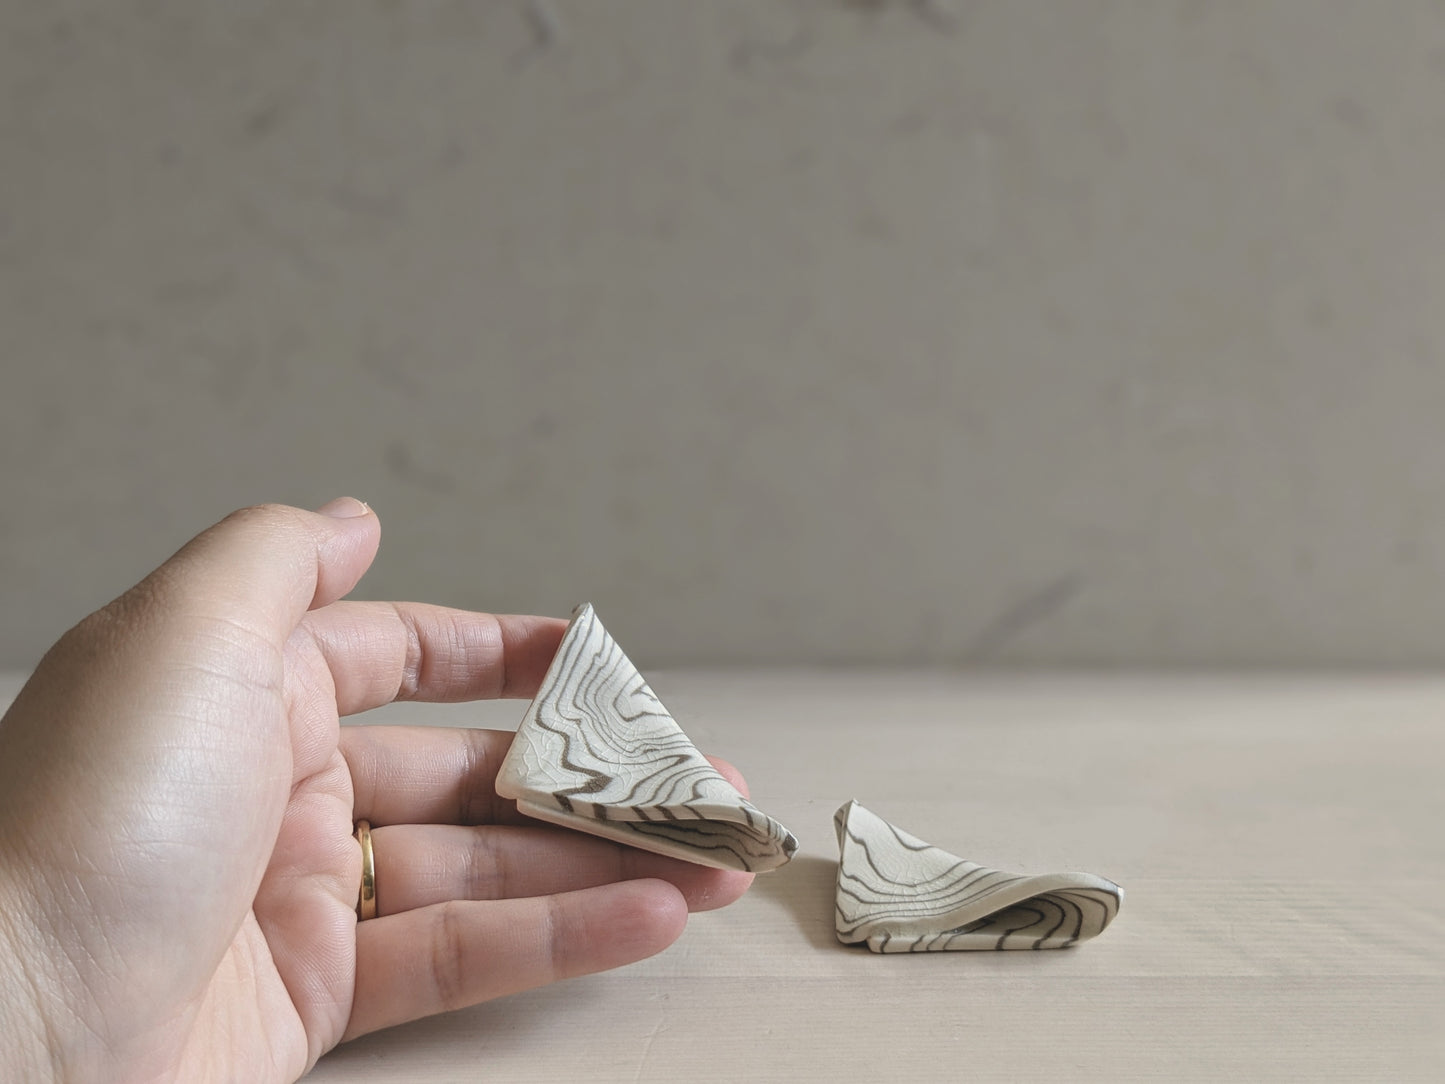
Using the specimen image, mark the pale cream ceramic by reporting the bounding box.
[835,800,1122,952]
[495,604,797,872]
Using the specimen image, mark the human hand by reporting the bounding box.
[0,500,753,1083]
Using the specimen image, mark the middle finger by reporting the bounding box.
[370,822,756,914]
[342,724,753,827]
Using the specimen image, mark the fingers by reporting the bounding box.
[371,823,754,915]
[342,724,751,826]
[299,603,568,716]
[345,880,687,1040]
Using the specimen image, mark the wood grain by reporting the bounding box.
[5,671,1433,1081]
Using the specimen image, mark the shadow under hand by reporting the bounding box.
[312,982,610,1079]
[749,853,848,952]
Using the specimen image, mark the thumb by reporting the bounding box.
[1,497,381,797]
[138,497,381,651]
[0,497,381,874]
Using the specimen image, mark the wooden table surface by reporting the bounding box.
[4,671,1442,1080]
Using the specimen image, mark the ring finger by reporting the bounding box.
[370,822,755,915]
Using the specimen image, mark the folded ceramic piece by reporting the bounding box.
[834,800,1122,952]
[495,603,798,872]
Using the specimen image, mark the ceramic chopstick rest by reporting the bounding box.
[494,603,798,873]
[834,800,1122,952]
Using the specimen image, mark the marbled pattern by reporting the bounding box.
[495,604,797,872]
[835,800,1122,952]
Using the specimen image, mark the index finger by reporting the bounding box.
[341,725,752,827]
[298,602,568,715]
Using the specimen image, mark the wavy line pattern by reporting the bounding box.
[494,603,798,872]
[834,800,1122,952]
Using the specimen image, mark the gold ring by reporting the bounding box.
[355,819,377,921]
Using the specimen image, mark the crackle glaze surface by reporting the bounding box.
[835,800,1122,952]
[495,604,797,872]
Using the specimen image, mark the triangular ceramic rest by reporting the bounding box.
[834,800,1122,952]
[494,604,798,872]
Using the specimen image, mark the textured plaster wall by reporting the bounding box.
[4,1,1445,668]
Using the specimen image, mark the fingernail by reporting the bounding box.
[316,497,371,519]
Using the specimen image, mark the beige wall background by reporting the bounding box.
[4,1,1445,669]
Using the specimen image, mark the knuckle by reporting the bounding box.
[456,729,500,825]
[541,895,567,982]
[218,502,313,540]
[464,829,505,900]
[390,604,426,701]
[429,901,471,1013]
[389,606,486,703]
[204,504,319,581]
[226,501,303,525]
